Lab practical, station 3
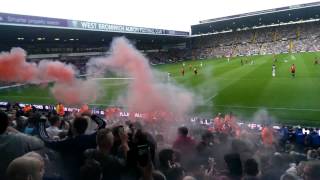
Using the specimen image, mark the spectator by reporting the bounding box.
[6,152,45,180]
[166,167,184,180]
[279,126,289,146]
[173,126,196,162]
[306,150,318,161]
[261,125,274,147]
[305,129,313,148]
[280,173,301,180]
[46,116,63,139]
[302,161,320,180]
[23,113,39,135]
[131,129,157,165]
[111,125,126,156]
[2,101,320,180]
[15,116,28,132]
[158,148,179,177]
[295,128,305,151]
[0,111,44,180]
[243,158,259,179]
[223,153,243,180]
[182,176,196,180]
[80,159,102,180]
[84,128,128,180]
[196,131,214,162]
[260,154,289,180]
[310,129,320,149]
[38,115,105,180]
[156,133,171,151]
[139,161,166,180]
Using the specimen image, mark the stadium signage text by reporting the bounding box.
[0,12,188,36]
[74,20,165,35]
[0,13,67,27]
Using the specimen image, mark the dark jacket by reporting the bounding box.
[84,149,126,180]
[37,115,106,180]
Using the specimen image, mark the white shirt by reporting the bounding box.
[46,126,62,139]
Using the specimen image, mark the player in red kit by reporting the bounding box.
[290,64,296,78]
[181,68,185,76]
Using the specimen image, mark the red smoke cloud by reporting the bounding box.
[38,60,75,84]
[103,40,166,112]
[51,80,98,105]
[0,38,194,114]
[0,48,38,82]
[0,47,98,105]
[87,37,194,120]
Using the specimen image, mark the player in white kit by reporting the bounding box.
[272,64,276,77]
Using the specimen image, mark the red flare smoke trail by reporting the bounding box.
[87,37,194,120]
[0,48,98,105]
[38,60,75,84]
[0,48,38,82]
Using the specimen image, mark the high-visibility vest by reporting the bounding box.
[23,105,32,113]
[262,127,274,145]
[79,104,89,114]
[56,104,65,116]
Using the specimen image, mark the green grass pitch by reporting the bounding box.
[1,52,320,126]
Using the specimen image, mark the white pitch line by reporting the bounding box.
[92,77,134,80]
[205,93,218,104]
[0,83,28,90]
[214,105,320,112]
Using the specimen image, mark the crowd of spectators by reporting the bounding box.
[18,21,320,73]
[3,19,320,180]
[1,103,320,180]
[25,48,190,75]
[192,21,320,59]
[146,49,191,65]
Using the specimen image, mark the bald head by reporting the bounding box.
[7,153,44,180]
[303,161,320,180]
[183,176,196,180]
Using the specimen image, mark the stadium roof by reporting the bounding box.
[191,2,320,35]
[0,12,189,36]
[0,12,189,52]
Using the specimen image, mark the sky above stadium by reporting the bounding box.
[0,0,317,31]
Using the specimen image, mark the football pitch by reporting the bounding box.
[1,52,320,126]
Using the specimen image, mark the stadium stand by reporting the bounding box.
[2,2,320,180]
[191,22,320,58]
[191,2,320,59]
